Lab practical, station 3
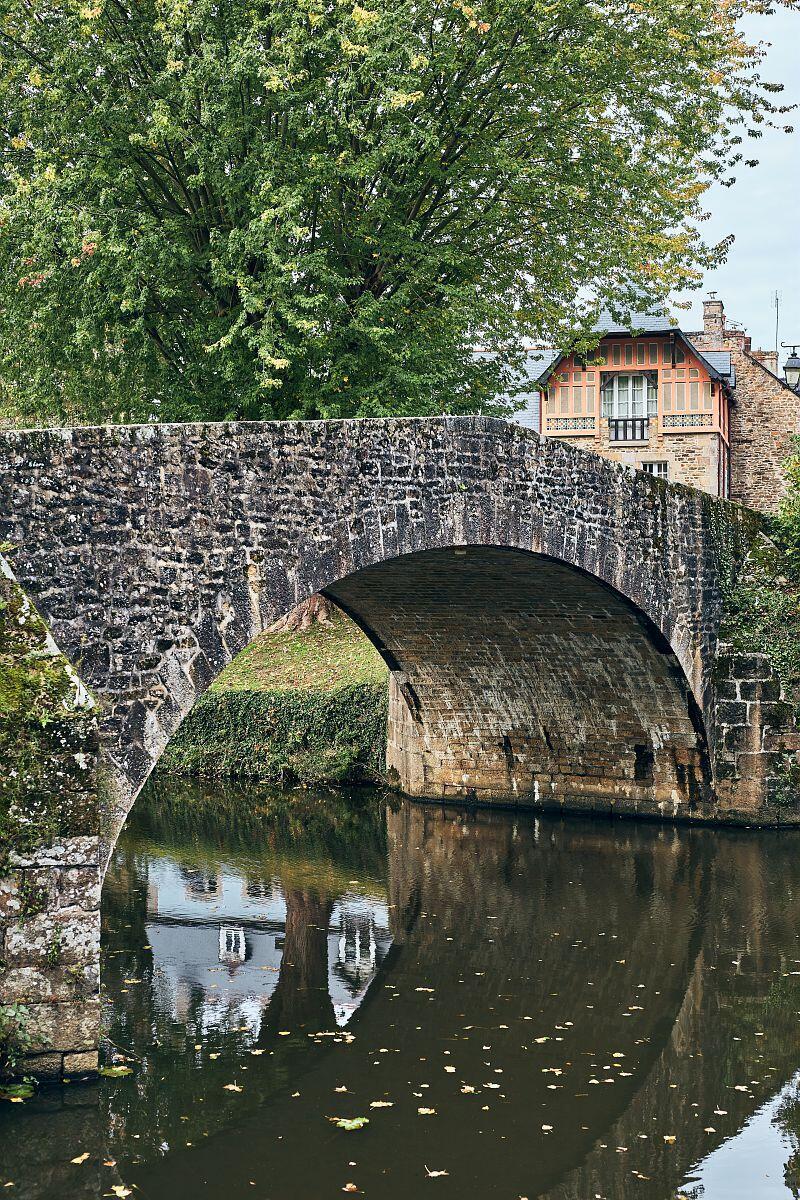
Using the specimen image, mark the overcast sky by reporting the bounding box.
[680,7,800,358]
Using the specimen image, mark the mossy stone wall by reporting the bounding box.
[0,552,100,1081]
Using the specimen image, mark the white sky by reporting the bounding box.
[679,7,800,358]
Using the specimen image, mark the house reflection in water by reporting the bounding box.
[144,856,391,1039]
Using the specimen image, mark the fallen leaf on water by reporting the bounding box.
[223,1083,243,1093]
[461,1085,476,1094]
[418,1107,436,1115]
[250,1049,265,1057]
[329,1117,369,1131]
[71,1153,90,1165]
[663,1135,677,1144]
[425,1168,449,1177]
[0,1083,34,1103]
[370,1101,393,1108]
[278,1031,291,1037]
[122,979,142,985]
[209,1053,220,1060]
[111,1188,132,1198]
[542,1125,553,1132]
[335,1086,348,1093]
[343,1186,359,1194]
[704,1127,716,1133]
[100,1067,133,1078]
[444,1066,455,1074]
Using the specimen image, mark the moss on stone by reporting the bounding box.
[0,554,98,868]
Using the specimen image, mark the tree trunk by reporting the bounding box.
[267,593,336,634]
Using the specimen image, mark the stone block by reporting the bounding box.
[25,999,100,1054]
[5,907,100,966]
[63,1050,99,1076]
[21,1051,63,1082]
[0,873,22,919]
[9,835,99,870]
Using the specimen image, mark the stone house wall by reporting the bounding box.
[690,299,800,513]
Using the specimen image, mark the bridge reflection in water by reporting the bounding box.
[3,781,800,1199]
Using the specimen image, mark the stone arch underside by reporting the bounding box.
[326,547,712,815]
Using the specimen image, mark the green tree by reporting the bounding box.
[0,0,789,425]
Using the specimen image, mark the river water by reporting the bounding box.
[3,778,800,1198]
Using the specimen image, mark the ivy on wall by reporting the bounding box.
[158,682,389,786]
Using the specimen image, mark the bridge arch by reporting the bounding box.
[0,415,777,855]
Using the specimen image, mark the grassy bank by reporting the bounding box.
[159,608,390,786]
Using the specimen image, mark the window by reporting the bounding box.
[637,344,646,365]
[601,373,658,419]
[642,461,668,479]
[649,343,659,365]
[624,344,633,365]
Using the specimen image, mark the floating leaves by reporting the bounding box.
[330,1117,369,1131]
[0,1083,34,1103]
[99,1066,133,1078]
[70,1153,90,1165]
[223,1082,243,1093]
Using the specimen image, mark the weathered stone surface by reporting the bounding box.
[5,907,100,965]
[1,414,799,1076]
[8,836,99,870]
[63,1050,99,1076]
[23,999,101,1053]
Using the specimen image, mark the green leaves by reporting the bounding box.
[0,0,789,425]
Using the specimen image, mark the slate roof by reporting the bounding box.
[592,309,675,336]
[693,348,735,388]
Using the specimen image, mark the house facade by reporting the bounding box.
[518,297,799,513]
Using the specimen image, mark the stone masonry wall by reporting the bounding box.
[0,553,100,1080]
[573,426,722,496]
[690,328,800,513]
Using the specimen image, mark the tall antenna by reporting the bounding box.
[774,290,781,356]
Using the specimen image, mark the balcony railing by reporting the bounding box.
[609,417,649,442]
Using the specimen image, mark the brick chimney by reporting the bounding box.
[703,296,726,345]
[750,348,779,375]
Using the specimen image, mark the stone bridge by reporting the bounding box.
[1,415,798,1077]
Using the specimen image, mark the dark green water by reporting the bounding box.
[4,778,800,1198]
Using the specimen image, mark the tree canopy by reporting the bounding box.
[0,0,790,424]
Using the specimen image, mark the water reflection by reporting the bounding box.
[2,780,800,1199]
[143,854,391,1034]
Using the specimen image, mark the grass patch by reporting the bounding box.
[214,609,387,694]
[159,609,390,786]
